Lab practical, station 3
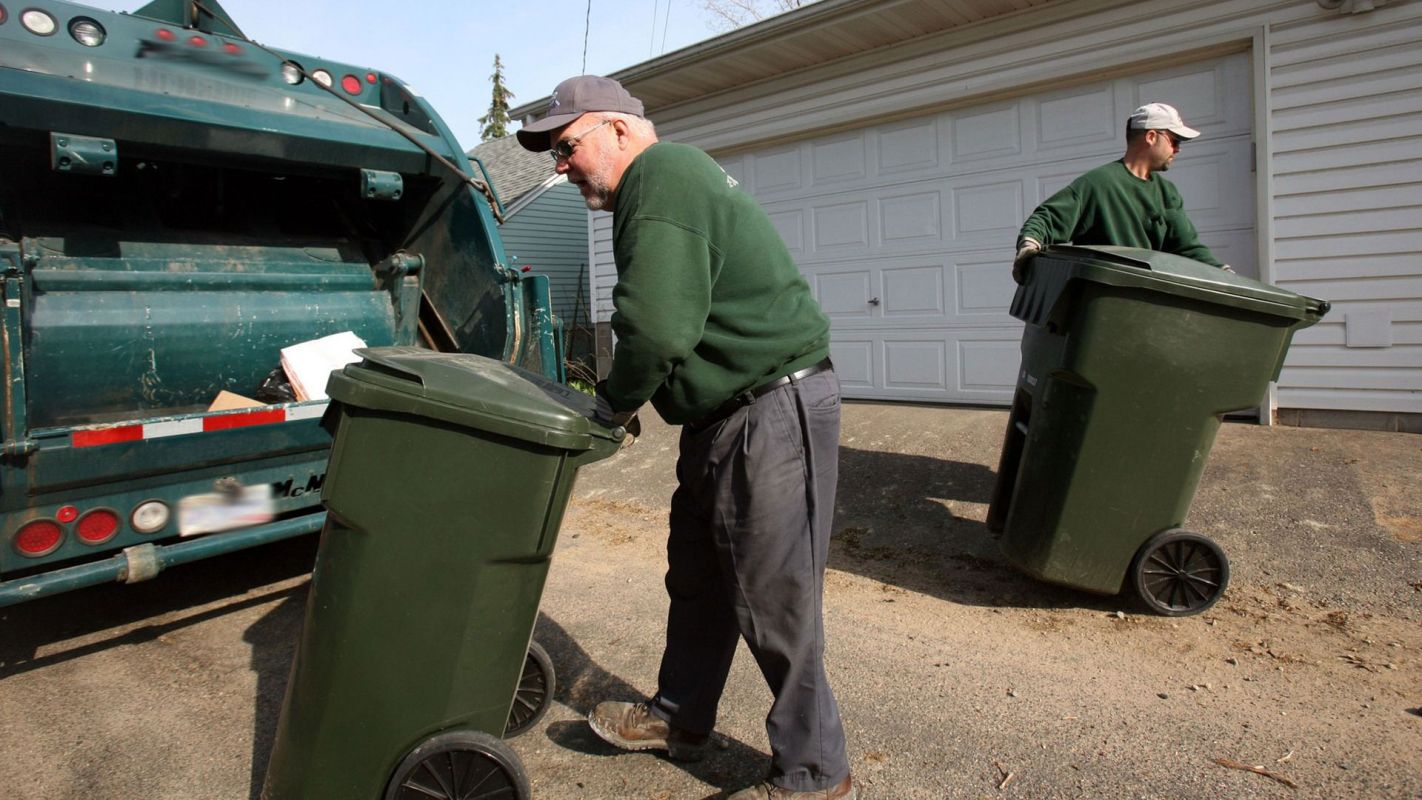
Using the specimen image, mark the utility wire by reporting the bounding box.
[660,0,672,53]
[582,0,592,74]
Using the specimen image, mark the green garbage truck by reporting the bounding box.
[0,0,562,606]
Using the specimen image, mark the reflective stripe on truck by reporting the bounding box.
[69,403,329,448]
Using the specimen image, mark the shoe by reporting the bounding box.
[587,700,708,761]
[728,774,858,799]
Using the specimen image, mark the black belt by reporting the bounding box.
[687,357,833,431]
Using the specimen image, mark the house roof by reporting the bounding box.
[468,135,561,214]
[509,0,1057,123]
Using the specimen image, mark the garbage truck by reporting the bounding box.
[0,0,563,606]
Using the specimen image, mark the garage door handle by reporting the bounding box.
[868,297,880,306]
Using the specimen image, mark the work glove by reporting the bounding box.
[1220,264,1236,274]
[1012,238,1041,285]
[593,381,640,437]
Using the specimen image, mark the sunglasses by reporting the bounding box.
[550,119,612,162]
[1157,130,1182,148]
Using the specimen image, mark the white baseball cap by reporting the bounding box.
[1128,103,1201,139]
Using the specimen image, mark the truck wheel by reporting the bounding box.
[385,730,530,800]
[504,639,555,738]
[1129,528,1229,616]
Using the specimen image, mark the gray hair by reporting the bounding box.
[603,111,657,140]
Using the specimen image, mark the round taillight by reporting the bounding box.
[222,42,241,55]
[188,34,206,47]
[365,72,377,84]
[311,69,332,88]
[20,8,57,35]
[341,74,361,95]
[280,61,304,85]
[76,509,120,545]
[56,504,79,523]
[15,520,63,557]
[155,27,175,41]
[69,17,105,46]
[0,5,10,26]
[130,501,171,535]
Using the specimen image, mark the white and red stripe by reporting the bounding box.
[71,403,329,448]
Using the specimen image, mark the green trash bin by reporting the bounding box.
[986,246,1329,616]
[261,347,625,800]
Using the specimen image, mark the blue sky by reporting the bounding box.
[113,0,728,150]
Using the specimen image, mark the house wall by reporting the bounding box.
[589,0,1422,418]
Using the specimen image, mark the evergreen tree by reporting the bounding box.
[479,54,514,141]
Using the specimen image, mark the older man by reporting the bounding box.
[1013,102,1232,282]
[516,76,856,800]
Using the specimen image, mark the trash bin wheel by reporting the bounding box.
[1129,528,1229,616]
[384,730,530,800]
[504,639,555,738]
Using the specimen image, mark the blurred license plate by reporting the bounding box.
[178,484,276,537]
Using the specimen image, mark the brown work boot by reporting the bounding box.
[587,700,708,761]
[728,774,858,800]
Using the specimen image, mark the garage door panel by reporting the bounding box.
[884,339,948,391]
[1204,230,1258,278]
[1135,62,1248,138]
[1170,139,1255,228]
[829,339,875,391]
[959,338,1022,398]
[878,117,941,175]
[955,256,1016,316]
[882,262,946,318]
[811,133,868,185]
[952,179,1023,241]
[811,201,870,251]
[751,146,803,195]
[767,208,806,254]
[814,268,874,317]
[949,101,1024,163]
[1035,83,1120,152]
[879,190,944,245]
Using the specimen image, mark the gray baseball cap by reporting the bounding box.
[515,75,645,151]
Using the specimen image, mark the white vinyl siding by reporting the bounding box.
[1267,5,1422,414]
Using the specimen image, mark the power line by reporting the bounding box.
[660,0,672,53]
[582,0,592,74]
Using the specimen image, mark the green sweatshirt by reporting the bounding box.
[1017,160,1224,267]
[605,142,830,425]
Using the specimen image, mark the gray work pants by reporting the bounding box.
[650,369,849,792]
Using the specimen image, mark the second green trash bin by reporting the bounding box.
[986,246,1328,616]
[262,347,625,800]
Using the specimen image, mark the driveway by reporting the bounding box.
[1,403,1418,799]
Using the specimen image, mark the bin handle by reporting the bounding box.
[349,347,427,387]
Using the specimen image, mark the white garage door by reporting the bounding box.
[717,54,1255,405]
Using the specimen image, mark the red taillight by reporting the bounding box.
[76,509,120,545]
[155,28,175,41]
[365,72,377,84]
[56,505,79,523]
[341,75,362,95]
[188,35,207,47]
[15,520,63,557]
[222,42,241,55]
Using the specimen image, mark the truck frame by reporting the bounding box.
[0,0,562,605]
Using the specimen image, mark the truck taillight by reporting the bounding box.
[130,501,171,535]
[20,8,56,35]
[341,74,361,95]
[76,509,119,545]
[15,520,63,557]
[69,17,105,47]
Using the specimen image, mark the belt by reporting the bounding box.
[687,357,833,431]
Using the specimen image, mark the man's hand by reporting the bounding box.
[1012,238,1041,284]
[593,381,638,430]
